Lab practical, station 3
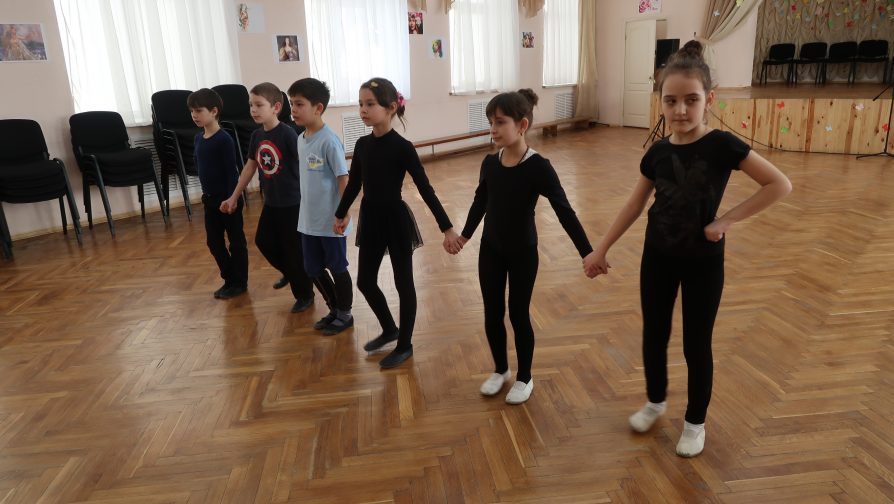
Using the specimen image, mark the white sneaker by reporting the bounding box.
[480,370,511,396]
[505,379,534,404]
[629,402,665,433]
[676,426,706,457]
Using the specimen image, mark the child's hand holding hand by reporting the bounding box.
[583,250,610,278]
[704,217,730,242]
[333,215,350,235]
[219,197,237,214]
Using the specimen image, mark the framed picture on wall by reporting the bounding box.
[0,24,47,62]
[638,0,661,15]
[275,35,300,63]
[237,3,266,33]
[408,12,423,34]
[429,37,446,59]
[522,32,534,49]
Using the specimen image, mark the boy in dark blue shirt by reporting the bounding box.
[189,88,248,299]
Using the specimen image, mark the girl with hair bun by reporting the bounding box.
[446,89,596,405]
[585,40,792,457]
[334,77,460,369]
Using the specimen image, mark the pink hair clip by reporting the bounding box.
[397,92,406,108]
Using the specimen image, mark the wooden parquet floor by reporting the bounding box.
[1,126,893,503]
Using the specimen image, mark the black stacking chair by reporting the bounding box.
[854,40,889,83]
[69,111,168,236]
[760,43,796,85]
[212,84,256,165]
[151,89,200,220]
[820,41,858,85]
[0,119,82,260]
[791,42,827,85]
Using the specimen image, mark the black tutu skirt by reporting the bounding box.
[354,199,423,255]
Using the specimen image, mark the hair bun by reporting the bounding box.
[680,40,704,59]
[517,88,539,107]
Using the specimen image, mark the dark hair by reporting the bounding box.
[485,88,539,127]
[186,88,223,120]
[359,77,406,128]
[287,78,331,112]
[250,82,283,108]
[658,40,713,94]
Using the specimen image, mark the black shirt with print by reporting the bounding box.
[248,123,301,207]
[640,130,750,256]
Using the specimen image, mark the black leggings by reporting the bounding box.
[640,247,724,424]
[356,239,415,351]
[479,240,538,384]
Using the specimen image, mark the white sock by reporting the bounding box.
[647,401,667,415]
[683,420,704,434]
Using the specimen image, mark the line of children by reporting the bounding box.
[197,40,790,458]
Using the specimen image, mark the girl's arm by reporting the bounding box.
[460,162,488,240]
[538,161,593,258]
[704,150,792,241]
[333,141,364,232]
[585,175,654,277]
[405,144,453,232]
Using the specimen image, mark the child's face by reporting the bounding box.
[289,95,319,126]
[660,73,714,136]
[358,88,392,128]
[190,106,217,128]
[488,109,527,148]
[250,93,280,124]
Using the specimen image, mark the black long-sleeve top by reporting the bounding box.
[461,152,593,257]
[335,129,452,231]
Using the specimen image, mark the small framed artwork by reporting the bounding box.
[521,32,534,49]
[429,37,445,60]
[237,3,266,33]
[0,24,47,62]
[408,12,423,34]
[638,0,661,15]
[275,35,300,63]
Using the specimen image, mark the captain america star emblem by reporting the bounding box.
[256,140,282,178]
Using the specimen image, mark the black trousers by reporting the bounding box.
[202,195,248,288]
[479,240,539,384]
[640,247,724,424]
[355,233,415,351]
[255,204,313,301]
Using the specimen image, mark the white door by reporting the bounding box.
[623,19,657,128]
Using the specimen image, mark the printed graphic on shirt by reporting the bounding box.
[256,140,283,178]
[307,153,325,171]
[649,152,715,249]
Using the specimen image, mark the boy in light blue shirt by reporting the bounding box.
[287,78,354,334]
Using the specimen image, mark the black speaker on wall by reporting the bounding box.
[655,38,680,69]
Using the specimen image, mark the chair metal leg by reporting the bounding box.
[58,160,83,246]
[170,136,193,221]
[83,176,93,229]
[59,197,68,235]
[151,169,169,225]
[139,184,145,221]
[0,203,12,260]
[93,168,115,237]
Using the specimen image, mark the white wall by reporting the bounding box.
[596,0,759,126]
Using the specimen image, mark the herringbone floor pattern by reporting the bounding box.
[1,126,892,503]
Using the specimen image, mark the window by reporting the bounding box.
[53,0,240,126]
[306,0,410,106]
[449,0,519,94]
[542,0,580,87]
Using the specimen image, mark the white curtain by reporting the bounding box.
[542,0,579,86]
[53,0,240,126]
[306,0,410,106]
[449,0,519,94]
